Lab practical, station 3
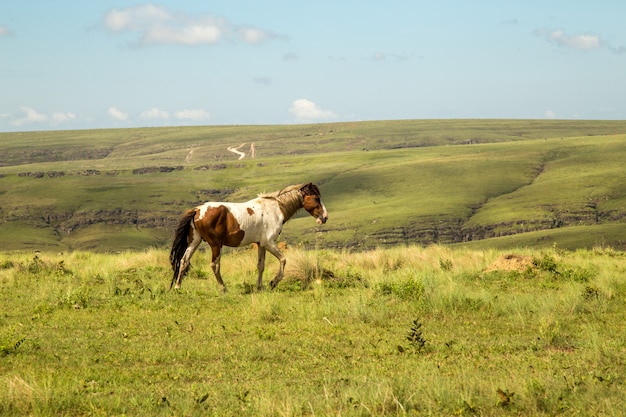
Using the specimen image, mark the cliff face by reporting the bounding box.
[0,177,622,250]
[1,207,606,249]
[356,210,612,249]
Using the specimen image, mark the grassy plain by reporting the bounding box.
[1,245,625,416]
[2,119,626,251]
[1,120,625,415]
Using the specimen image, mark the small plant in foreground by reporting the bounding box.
[398,317,427,353]
[439,258,453,271]
[496,388,515,407]
[0,325,26,356]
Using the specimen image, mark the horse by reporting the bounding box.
[169,183,328,292]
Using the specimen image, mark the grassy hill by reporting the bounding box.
[1,119,626,252]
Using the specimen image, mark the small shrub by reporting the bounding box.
[532,253,559,273]
[322,268,368,289]
[239,282,256,295]
[377,277,424,300]
[406,318,427,351]
[529,253,596,283]
[537,319,575,351]
[0,259,14,269]
[496,388,515,407]
[17,255,73,277]
[439,258,453,271]
[582,285,600,300]
[0,325,26,356]
[57,287,91,309]
[561,266,595,282]
[398,317,427,354]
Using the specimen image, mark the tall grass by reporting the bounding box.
[1,245,624,415]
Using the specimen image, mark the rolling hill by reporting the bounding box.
[1,119,626,252]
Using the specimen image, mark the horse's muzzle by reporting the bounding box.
[317,215,328,225]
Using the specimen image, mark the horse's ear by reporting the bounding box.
[300,183,320,196]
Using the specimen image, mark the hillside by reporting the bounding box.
[1,119,626,252]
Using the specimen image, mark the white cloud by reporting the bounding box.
[545,110,556,119]
[108,107,129,120]
[373,52,386,61]
[13,106,48,126]
[52,112,77,124]
[174,109,210,121]
[535,29,602,50]
[238,26,272,44]
[143,23,222,45]
[103,4,281,46]
[139,107,170,120]
[104,4,170,32]
[289,99,337,122]
[372,51,408,62]
[4,107,79,128]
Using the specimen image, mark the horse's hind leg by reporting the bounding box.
[266,243,287,290]
[256,245,267,291]
[210,245,227,292]
[174,232,202,289]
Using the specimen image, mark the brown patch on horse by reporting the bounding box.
[195,205,245,248]
[247,207,255,215]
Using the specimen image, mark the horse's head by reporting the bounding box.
[300,183,328,225]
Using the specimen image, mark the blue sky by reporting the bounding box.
[1,1,625,132]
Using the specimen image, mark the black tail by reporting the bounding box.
[169,209,196,289]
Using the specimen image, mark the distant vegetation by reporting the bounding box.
[1,119,626,252]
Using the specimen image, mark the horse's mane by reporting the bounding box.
[259,183,310,222]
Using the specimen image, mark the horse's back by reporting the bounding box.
[195,199,282,247]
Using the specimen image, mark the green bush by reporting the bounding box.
[377,276,424,300]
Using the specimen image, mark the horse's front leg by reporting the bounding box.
[210,245,227,292]
[256,245,267,291]
[266,243,286,290]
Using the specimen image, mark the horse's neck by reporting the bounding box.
[275,190,303,223]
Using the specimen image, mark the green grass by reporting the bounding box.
[1,120,626,251]
[1,245,625,416]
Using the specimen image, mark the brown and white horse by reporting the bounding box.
[169,183,328,291]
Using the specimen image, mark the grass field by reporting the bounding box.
[2,120,626,415]
[1,245,625,416]
[2,119,626,251]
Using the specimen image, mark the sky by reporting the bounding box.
[1,1,625,132]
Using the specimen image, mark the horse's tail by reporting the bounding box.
[169,209,197,289]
